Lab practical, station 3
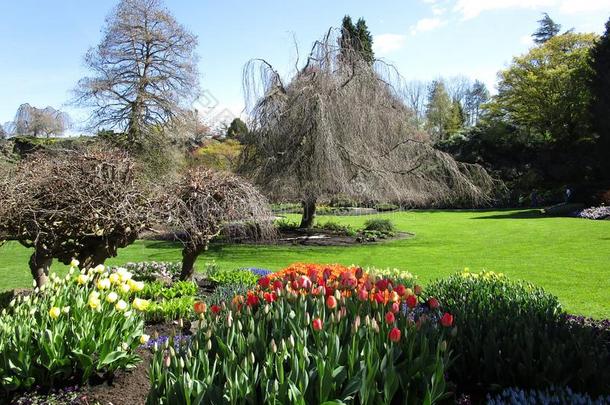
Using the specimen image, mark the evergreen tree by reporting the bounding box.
[339,15,374,63]
[447,98,466,136]
[425,80,453,141]
[532,13,561,44]
[589,17,610,173]
[226,118,248,140]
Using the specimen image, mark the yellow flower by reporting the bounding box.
[116,268,132,282]
[77,274,89,285]
[140,334,150,345]
[49,307,61,320]
[120,283,131,294]
[132,298,150,312]
[70,259,80,268]
[88,297,101,310]
[97,278,111,290]
[115,300,128,312]
[93,264,105,273]
[128,279,144,293]
[62,306,70,314]
[109,273,120,284]
[106,292,118,303]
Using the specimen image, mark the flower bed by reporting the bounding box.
[148,264,454,404]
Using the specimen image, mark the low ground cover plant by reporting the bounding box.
[427,270,610,396]
[573,205,610,220]
[114,262,183,282]
[0,263,149,395]
[148,263,455,404]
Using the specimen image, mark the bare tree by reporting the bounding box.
[401,80,427,128]
[157,168,275,280]
[240,28,496,228]
[0,146,152,286]
[11,103,71,137]
[74,0,199,146]
[0,124,5,139]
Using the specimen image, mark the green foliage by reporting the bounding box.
[140,280,197,300]
[275,217,300,231]
[317,220,357,236]
[201,262,259,286]
[226,118,248,140]
[147,274,452,404]
[489,32,597,146]
[425,80,453,141]
[374,203,399,212]
[340,16,374,63]
[191,138,243,171]
[426,271,610,395]
[204,283,253,306]
[363,218,396,235]
[589,18,610,174]
[145,296,195,323]
[532,13,561,44]
[0,269,146,393]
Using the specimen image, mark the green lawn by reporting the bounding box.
[1,209,609,318]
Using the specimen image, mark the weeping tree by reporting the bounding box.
[158,168,275,280]
[0,147,152,286]
[240,28,496,228]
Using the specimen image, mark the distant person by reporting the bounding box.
[565,187,572,203]
[530,190,538,207]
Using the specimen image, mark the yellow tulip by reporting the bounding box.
[77,274,89,285]
[62,306,70,314]
[128,279,144,293]
[132,298,150,311]
[116,268,132,282]
[115,300,128,312]
[140,334,150,344]
[70,259,80,268]
[97,278,111,290]
[93,264,105,273]
[88,297,101,310]
[109,273,120,284]
[106,292,118,303]
[120,283,131,294]
[49,307,61,320]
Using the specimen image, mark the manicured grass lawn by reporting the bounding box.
[1,209,609,318]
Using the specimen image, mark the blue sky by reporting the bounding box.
[1,0,609,132]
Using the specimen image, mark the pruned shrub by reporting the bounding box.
[363,218,396,234]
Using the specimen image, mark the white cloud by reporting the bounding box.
[373,34,407,55]
[432,6,447,15]
[559,0,610,14]
[454,0,556,19]
[410,18,446,35]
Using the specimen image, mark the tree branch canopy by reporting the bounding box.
[73,0,199,145]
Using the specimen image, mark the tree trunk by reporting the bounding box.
[299,197,317,229]
[29,251,52,287]
[78,244,110,270]
[180,244,206,281]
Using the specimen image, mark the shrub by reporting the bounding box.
[574,206,610,220]
[426,271,610,395]
[275,217,300,231]
[148,264,454,404]
[317,220,356,236]
[363,218,396,234]
[0,265,148,394]
[374,203,399,212]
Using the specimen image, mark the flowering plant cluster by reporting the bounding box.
[110,261,183,281]
[0,262,148,393]
[148,263,454,404]
[574,205,610,220]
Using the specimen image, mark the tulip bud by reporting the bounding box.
[207,339,212,351]
[271,339,277,353]
[250,352,255,364]
[178,318,184,328]
[164,355,171,368]
[440,340,447,352]
[288,334,295,348]
[371,319,379,333]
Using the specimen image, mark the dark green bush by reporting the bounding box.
[426,271,610,395]
[146,296,195,323]
[317,220,356,236]
[374,203,399,212]
[363,218,396,234]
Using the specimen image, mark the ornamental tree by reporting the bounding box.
[157,168,274,280]
[0,146,152,286]
[240,27,494,228]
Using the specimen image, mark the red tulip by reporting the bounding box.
[211,304,221,314]
[391,302,400,313]
[406,294,418,308]
[193,301,207,314]
[258,276,270,288]
[428,297,440,309]
[395,284,406,296]
[326,295,337,309]
[312,318,323,331]
[389,327,401,342]
[376,279,389,291]
[263,292,276,303]
[385,311,395,325]
[374,291,385,304]
[272,280,283,291]
[440,313,454,327]
[246,293,259,307]
[358,288,369,301]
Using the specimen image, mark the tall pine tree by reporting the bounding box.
[532,13,561,44]
[589,17,610,174]
[339,15,374,63]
